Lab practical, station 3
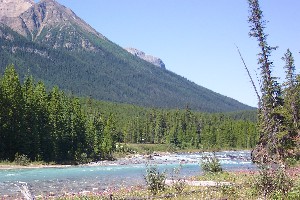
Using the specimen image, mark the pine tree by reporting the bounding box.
[48,86,65,161]
[70,98,87,161]
[248,0,286,166]
[22,76,42,160]
[154,112,166,144]
[0,65,26,160]
[101,114,117,159]
[34,81,52,161]
[282,49,299,156]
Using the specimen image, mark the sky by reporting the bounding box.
[37,0,299,107]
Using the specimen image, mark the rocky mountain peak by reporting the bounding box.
[0,0,34,19]
[0,0,105,51]
[125,47,166,69]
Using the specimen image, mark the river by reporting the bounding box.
[0,150,256,198]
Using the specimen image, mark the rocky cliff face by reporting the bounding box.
[0,0,105,51]
[125,47,166,69]
[0,0,34,19]
[0,0,166,60]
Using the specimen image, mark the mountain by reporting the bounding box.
[125,47,166,69]
[0,0,104,49]
[0,0,254,112]
[0,0,34,19]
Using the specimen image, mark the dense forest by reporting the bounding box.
[0,65,258,163]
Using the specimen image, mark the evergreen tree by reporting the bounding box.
[282,49,299,156]
[70,98,87,161]
[0,64,259,162]
[248,0,286,165]
[85,113,104,159]
[22,76,40,160]
[0,65,26,160]
[34,81,52,161]
[48,86,65,161]
[101,114,117,159]
[154,112,166,144]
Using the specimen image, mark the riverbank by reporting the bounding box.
[61,165,300,200]
[0,150,252,170]
[25,166,299,200]
[0,152,167,170]
[0,164,72,170]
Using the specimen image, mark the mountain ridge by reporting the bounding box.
[125,47,166,69]
[1,0,105,49]
[0,0,34,19]
[0,0,254,112]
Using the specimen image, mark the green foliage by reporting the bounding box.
[171,165,186,194]
[200,153,223,173]
[75,152,90,165]
[248,0,287,166]
[0,64,25,160]
[285,180,300,200]
[0,65,116,163]
[0,65,258,163]
[144,165,167,195]
[14,153,30,166]
[247,0,300,170]
[254,166,293,199]
[246,2,300,199]
[84,101,258,151]
[281,49,300,158]
[285,157,298,167]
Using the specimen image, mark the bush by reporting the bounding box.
[144,165,166,195]
[75,152,90,164]
[14,153,30,166]
[171,165,186,194]
[254,166,293,199]
[200,153,222,173]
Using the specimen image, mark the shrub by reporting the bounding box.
[75,152,90,164]
[14,153,30,166]
[171,165,186,194]
[254,166,293,199]
[144,165,166,195]
[200,153,222,173]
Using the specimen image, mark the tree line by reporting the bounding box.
[0,65,258,163]
[0,65,118,163]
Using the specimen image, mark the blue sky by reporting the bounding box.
[38,0,300,107]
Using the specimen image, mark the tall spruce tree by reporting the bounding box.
[248,0,287,165]
[0,65,26,160]
[22,76,40,160]
[101,114,117,159]
[282,49,299,156]
[34,81,52,161]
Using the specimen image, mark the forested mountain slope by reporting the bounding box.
[0,0,254,112]
[0,66,258,162]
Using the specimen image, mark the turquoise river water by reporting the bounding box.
[0,151,256,198]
